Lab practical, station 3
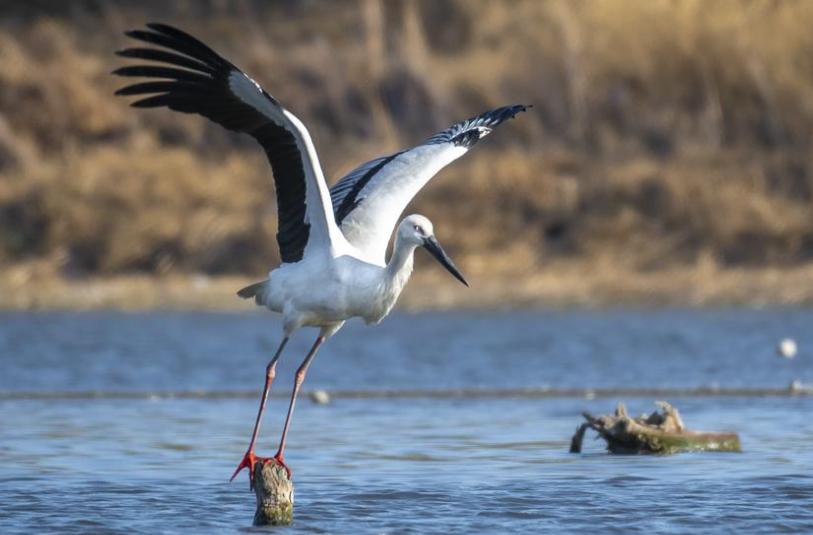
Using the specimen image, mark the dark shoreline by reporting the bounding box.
[3,385,811,401]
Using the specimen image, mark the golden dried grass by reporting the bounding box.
[0,0,812,306]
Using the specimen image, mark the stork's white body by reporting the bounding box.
[261,238,415,333]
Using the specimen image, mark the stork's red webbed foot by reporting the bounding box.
[231,450,267,487]
[231,450,292,487]
[271,452,292,479]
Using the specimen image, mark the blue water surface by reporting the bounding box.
[1,310,812,533]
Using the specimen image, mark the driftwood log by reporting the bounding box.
[570,401,740,454]
[252,460,294,526]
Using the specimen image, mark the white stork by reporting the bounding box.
[114,23,528,485]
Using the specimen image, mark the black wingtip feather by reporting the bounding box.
[511,103,531,115]
[120,27,228,69]
[146,22,185,35]
[145,22,170,31]
[130,95,169,108]
[423,103,529,148]
[115,47,216,75]
[114,23,313,264]
[123,30,156,42]
[144,22,226,61]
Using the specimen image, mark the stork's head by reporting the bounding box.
[398,214,468,287]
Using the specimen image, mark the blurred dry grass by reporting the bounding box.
[1,0,813,307]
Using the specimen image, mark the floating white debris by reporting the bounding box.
[777,338,798,359]
[789,380,813,394]
[309,390,331,405]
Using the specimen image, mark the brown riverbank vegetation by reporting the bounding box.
[2,0,813,307]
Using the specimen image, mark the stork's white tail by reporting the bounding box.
[236,280,268,306]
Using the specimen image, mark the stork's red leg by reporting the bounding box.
[272,335,326,476]
[231,337,289,486]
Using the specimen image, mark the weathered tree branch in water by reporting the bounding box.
[570,401,741,454]
[252,461,293,526]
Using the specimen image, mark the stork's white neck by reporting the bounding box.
[385,235,417,294]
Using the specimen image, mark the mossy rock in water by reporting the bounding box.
[570,401,741,454]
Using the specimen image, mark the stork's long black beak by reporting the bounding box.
[422,236,469,287]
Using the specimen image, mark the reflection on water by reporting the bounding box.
[1,310,812,533]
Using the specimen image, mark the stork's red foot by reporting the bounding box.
[230,450,267,487]
[271,453,292,479]
[230,450,292,487]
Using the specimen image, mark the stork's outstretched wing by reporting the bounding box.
[330,105,528,263]
[114,23,346,264]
